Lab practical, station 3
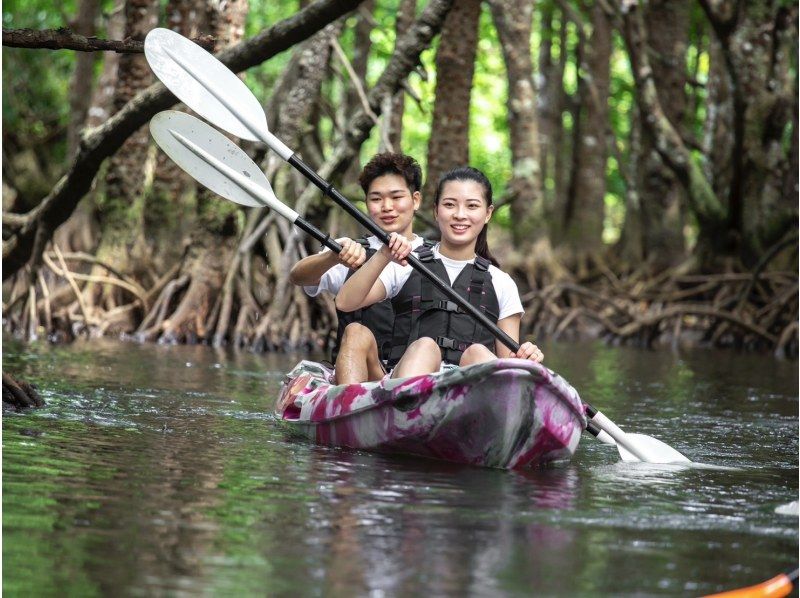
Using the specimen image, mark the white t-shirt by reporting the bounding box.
[378,244,524,320]
[303,235,425,297]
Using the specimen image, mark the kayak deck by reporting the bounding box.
[276,359,586,469]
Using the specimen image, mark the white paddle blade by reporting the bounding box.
[144,28,267,143]
[150,111,298,223]
[616,433,692,464]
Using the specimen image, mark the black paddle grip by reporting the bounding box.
[288,155,390,245]
[294,217,342,254]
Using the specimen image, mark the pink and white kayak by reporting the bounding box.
[275,359,586,469]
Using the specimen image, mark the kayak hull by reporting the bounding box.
[275,359,586,469]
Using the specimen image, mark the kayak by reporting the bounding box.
[275,358,587,469]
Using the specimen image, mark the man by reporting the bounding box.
[289,152,424,383]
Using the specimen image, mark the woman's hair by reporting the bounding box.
[359,152,422,195]
[432,166,499,267]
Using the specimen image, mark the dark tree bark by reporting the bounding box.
[1,27,214,52]
[490,0,544,244]
[421,0,480,206]
[66,0,100,159]
[85,0,126,130]
[703,34,734,203]
[77,0,159,330]
[344,0,373,125]
[3,0,366,280]
[144,0,218,276]
[636,0,690,268]
[560,0,611,267]
[152,0,252,343]
[341,1,374,184]
[247,21,344,348]
[537,3,567,207]
[620,1,727,254]
[698,1,798,262]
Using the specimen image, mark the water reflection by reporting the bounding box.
[289,450,581,596]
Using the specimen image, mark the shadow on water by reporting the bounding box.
[2,337,797,595]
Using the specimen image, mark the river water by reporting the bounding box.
[2,337,797,596]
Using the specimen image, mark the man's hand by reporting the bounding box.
[336,238,367,269]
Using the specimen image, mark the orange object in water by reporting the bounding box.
[703,569,797,598]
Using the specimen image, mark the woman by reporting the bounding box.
[336,166,543,379]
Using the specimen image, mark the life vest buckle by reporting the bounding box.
[436,300,461,313]
[435,336,468,351]
[435,336,457,350]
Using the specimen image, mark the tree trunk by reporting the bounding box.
[66,0,100,160]
[537,3,567,208]
[87,0,159,328]
[636,0,690,269]
[422,0,481,207]
[341,0,374,183]
[724,2,797,261]
[155,0,251,343]
[621,1,727,264]
[561,0,611,266]
[490,0,544,244]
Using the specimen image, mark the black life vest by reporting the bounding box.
[330,237,394,363]
[387,243,500,366]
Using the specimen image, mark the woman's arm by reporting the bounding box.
[495,315,521,358]
[495,314,544,362]
[288,238,365,286]
[336,233,412,312]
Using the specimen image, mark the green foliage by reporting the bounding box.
[2,2,74,155]
[242,0,297,114]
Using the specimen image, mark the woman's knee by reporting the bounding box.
[460,343,495,366]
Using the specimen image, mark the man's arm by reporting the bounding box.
[289,238,366,286]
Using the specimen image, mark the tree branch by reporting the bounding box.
[2,27,214,52]
[2,0,365,280]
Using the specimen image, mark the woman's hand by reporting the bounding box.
[378,233,412,266]
[513,341,544,363]
[336,238,366,269]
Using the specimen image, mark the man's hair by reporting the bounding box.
[358,152,422,194]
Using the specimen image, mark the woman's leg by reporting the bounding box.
[459,343,496,367]
[334,323,385,384]
[390,337,442,378]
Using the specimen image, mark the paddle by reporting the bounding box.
[150,111,342,254]
[144,28,691,465]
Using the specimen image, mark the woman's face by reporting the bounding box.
[434,180,493,247]
[365,174,421,237]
